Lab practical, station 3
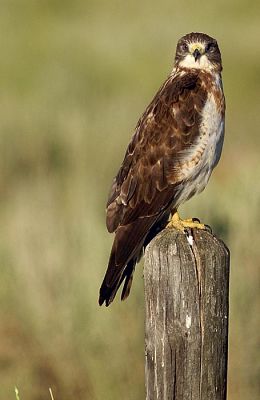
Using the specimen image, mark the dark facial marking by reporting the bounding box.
[180,42,188,52]
[205,41,217,53]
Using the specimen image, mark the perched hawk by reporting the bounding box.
[99,32,225,306]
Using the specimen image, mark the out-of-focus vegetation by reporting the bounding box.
[0,1,259,399]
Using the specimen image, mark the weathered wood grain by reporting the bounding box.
[144,228,230,400]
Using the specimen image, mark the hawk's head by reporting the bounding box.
[174,32,222,73]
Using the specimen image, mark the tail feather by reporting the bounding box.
[99,259,136,306]
[121,261,135,301]
[99,276,123,306]
[99,212,169,306]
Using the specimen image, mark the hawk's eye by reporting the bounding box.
[180,43,188,52]
[205,42,216,53]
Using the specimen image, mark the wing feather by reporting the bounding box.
[106,70,207,231]
[100,70,209,305]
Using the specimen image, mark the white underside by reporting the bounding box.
[175,75,224,207]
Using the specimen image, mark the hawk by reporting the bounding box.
[99,32,225,306]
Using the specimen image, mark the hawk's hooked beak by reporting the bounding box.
[193,48,201,62]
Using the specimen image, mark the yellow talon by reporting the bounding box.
[166,211,205,232]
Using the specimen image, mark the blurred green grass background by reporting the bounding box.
[0,1,259,399]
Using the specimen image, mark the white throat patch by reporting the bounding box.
[179,54,214,72]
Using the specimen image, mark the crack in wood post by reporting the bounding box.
[189,229,204,400]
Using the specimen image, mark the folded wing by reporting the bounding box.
[99,70,208,306]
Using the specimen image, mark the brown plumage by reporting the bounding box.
[99,32,225,306]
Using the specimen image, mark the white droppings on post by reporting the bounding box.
[186,314,192,329]
[187,234,194,246]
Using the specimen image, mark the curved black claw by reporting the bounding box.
[192,217,201,223]
[204,224,213,234]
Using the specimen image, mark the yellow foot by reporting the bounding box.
[167,212,205,232]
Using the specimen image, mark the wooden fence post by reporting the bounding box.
[144,228,230,400]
